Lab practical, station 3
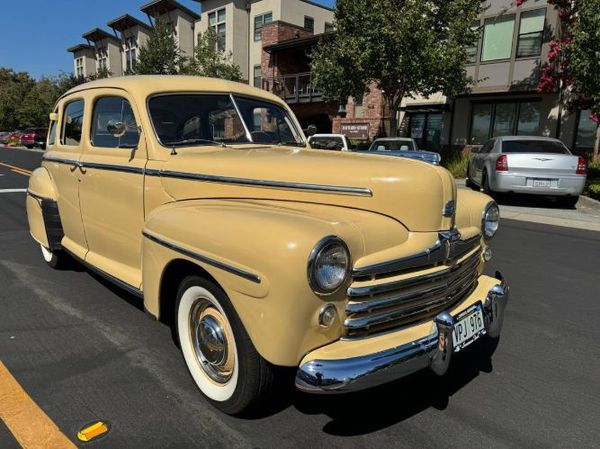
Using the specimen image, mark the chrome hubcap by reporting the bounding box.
[190,301,234,384]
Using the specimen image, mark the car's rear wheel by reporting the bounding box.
[176,275,275,415]
[482,170,493,195]
[557,196,579,209]
[40,244,66,269]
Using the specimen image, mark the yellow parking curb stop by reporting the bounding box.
[77,421,109,442]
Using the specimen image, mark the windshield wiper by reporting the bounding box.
[164,138,230,148]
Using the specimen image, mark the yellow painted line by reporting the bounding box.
[0,162,33,175]
[0,361,77,449]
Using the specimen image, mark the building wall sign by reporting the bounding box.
[341,123,370,140]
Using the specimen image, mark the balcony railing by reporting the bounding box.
[262,72,322,104]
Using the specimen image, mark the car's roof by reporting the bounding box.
[61,75,286,107]
[494,135,564,143]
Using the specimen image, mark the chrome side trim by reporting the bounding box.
[296,272,510,393]
[150,170,373,197]
[81,162,145,175]
[142,231,262,284]
[62,247,143,299]
[41,156,372,197]
[42,156,78,165]
[353,232,480,278]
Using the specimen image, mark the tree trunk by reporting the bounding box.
[383,93,401,137]
[594,124,600,162]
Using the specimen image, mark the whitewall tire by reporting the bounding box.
[40,244,66,269]
[175,276,275,415]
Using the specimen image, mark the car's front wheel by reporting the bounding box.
[176,276,275,415]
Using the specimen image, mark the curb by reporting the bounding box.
[580,194,600,208]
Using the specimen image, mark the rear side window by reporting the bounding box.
[502,140,570,154]
[61,100,84,146]
[91,96,139,148]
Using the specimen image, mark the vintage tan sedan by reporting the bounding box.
[27,76,509,415]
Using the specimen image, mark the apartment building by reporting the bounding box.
[81,28,124,77]
[67,44,96,79]
[194,0,334,84]
[107,15,152,73]
[68,0,198,79]
[398,0,597,154]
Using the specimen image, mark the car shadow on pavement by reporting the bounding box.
[290,337,499,435]
[494,193,577,210]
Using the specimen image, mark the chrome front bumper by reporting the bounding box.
[295,272,509,393]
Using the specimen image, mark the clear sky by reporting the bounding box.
[0,0,335,79]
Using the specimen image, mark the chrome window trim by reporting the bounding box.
[142,230,262,284]
[229,93,253,142]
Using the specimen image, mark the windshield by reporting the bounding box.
[369,139,416,152]
[501,140,571,154]
[148,94,304,148]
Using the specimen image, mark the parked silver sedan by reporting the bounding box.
[467,136,587,207]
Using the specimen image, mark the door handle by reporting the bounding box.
[70,161,85,173]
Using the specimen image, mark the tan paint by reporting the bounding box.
[30,76,496,368]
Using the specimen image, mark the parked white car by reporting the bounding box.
[308,134,351,151]
[467,136,587,208]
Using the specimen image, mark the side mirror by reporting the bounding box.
[49,112,58,121]
[306,124,317,137]
[107,120,127,138]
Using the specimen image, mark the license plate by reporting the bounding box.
[532,179,551,188]
[452,303,486,352]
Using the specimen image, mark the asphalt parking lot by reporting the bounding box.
[1,147,600,448]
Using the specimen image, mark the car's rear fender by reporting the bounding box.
[26,167,60,249]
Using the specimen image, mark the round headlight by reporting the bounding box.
[308,237,351,295]
[482,202,500,240]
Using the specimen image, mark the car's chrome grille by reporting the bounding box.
[344,244,481,339]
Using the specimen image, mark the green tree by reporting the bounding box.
[185,28,243,81]
[0,68,35,130]
[563,0,600,160]
[134,21,186,75]
[17,77,60,127]
[311,0,482,136]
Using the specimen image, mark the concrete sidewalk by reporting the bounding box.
[456,179,600,232]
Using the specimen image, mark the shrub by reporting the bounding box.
[442,152,470,179]
[587,160,600,181]
[586,183,600,200]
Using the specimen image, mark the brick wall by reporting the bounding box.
[332,82,389,140]
[261,21,313,80]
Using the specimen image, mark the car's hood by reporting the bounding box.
[158,145,456,232]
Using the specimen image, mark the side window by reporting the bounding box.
[48,120,57,147]
[61,100,84,146]
[91,96,140,148]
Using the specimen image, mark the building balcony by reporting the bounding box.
[262,72,322,104]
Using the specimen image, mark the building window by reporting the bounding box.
[470,100,541,144]
[125,36,137,72]
[254,12,273,41]
[75,58,84,78]
[304,16,314,32]
[481,15,515,62]
[517,9,545,58]
[96,46,108,71]
[576,110,598,149]
[253,65,262,89]
[325,22,334,33]
[209,8,226,50]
